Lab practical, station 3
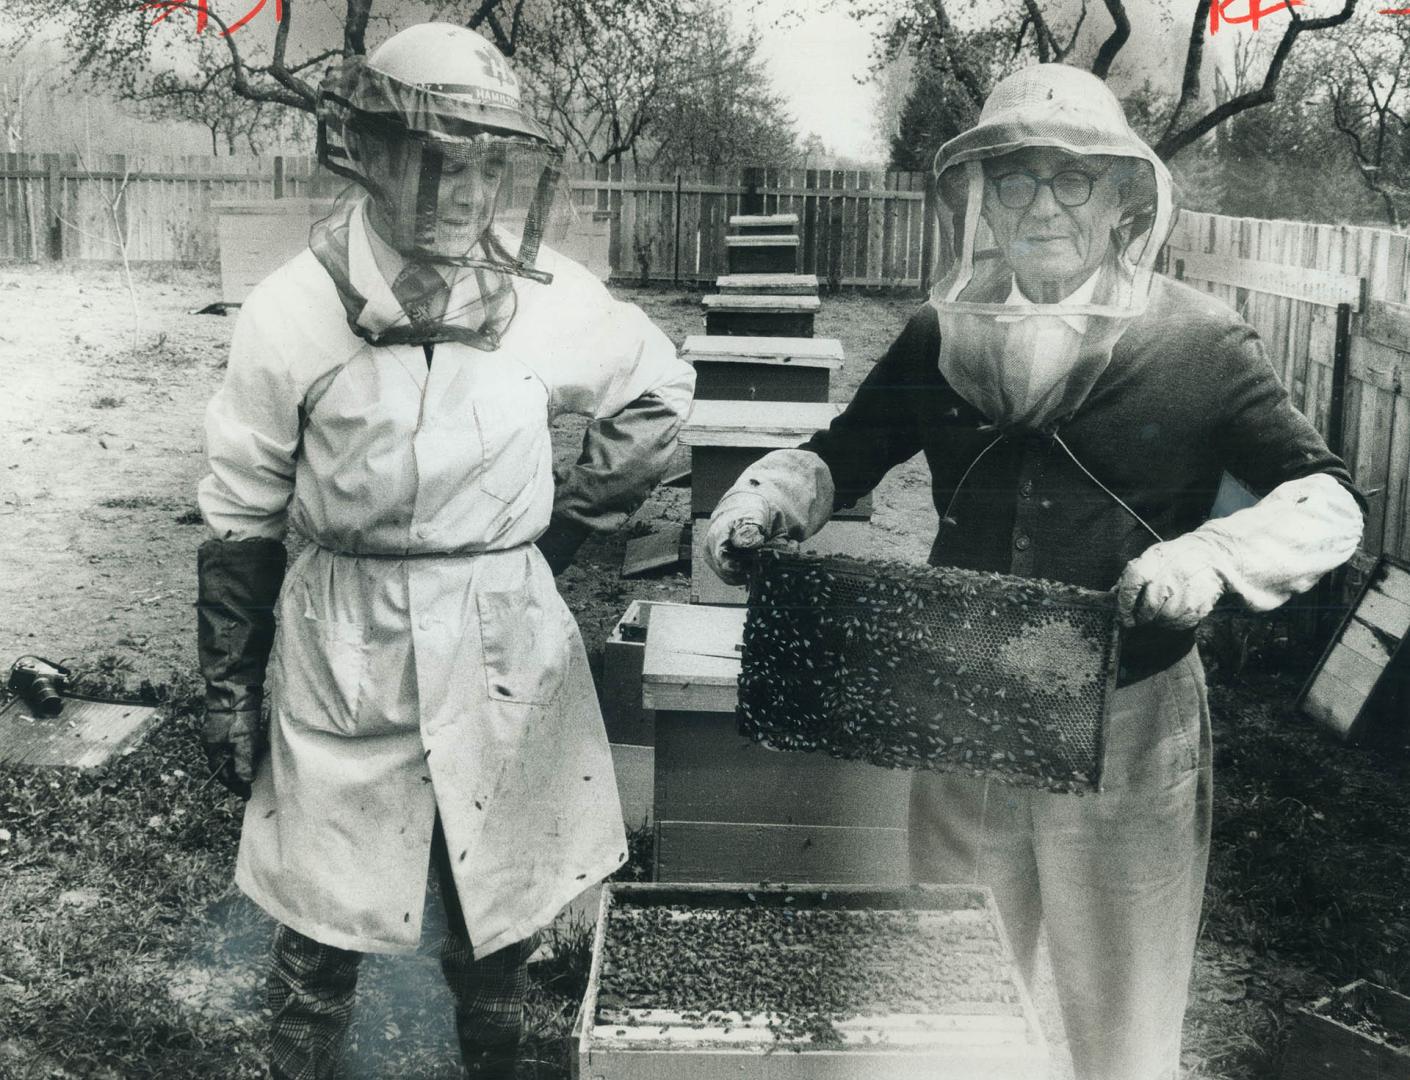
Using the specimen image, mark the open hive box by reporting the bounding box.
[739,550,1120,793]
[575,883,1049,1079]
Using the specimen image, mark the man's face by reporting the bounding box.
[359,129,506,257]
[980,147,1123,302]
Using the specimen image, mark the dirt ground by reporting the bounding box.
[1,261,1407,1079]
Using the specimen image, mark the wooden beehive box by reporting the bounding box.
[681,400,872,520]
[1281,980,1410,1080]
[1300,556,1410,744]
[681,335,841,403]
[602,599,686,748]
[727,234,801,275]
[215,199,336,304]
[575,882,1049,1080]
[716,273,819,296]
[642,605,907,883]
[729,213,800,235]
[703,294,819,338]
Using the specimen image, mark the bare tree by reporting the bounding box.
[1323,18,1410,227]
[853,0,1359,162]
[515,0,701,164]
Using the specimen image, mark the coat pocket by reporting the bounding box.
[271,601,369,736]
[472,399,542,505]
[475,587,571,706]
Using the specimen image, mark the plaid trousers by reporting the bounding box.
[266,820,533,1080]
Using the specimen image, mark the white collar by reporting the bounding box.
[1001,270,1100,333]
[348,200,484,337]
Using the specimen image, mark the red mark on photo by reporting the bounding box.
[140,0,286,36]
[1208,0,1302,34]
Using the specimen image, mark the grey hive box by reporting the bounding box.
[703,293,819,338]
[728,212,800,235]
[681,334,842,403]
[680,399,872,521]
[715,273,819,296]
[726,234,801,275]
[641,605,909,885]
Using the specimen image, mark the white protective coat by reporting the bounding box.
[198,209,693,956]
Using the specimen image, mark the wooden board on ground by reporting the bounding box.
[621,525,689,577]
[689,520,875,606]
[1281,980,1410,1080]
[716,273,819,295]
[1300,555,1410,742]
[0,695,161,768]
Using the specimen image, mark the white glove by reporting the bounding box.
[1117,473,1364,630]
[701,449,837,586]
[704,491,774,586]
[1116,533,1226,630]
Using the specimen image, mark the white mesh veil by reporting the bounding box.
[928,64,1175,434]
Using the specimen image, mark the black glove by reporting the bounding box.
[534,515,592,576]
[197,537,287,798]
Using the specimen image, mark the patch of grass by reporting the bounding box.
[1187,658,1410,1079]
[92,395,124,409]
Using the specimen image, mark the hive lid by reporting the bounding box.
[642,604,745,712]
[680,399,845,447]
[681,334,843,368]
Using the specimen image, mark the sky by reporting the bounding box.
[735,0,886,162]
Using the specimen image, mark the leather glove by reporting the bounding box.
[704,491,776,586]
[1116,532,1226,630]
[202,707,265,801]
[535,514,592,576]
[197,537,287,798]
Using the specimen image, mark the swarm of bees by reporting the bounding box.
[738,550,1120,794]
[597,895,1021,1045]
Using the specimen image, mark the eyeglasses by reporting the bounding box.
[991,170,1095,209]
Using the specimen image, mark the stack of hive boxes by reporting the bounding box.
[599,209,905,887]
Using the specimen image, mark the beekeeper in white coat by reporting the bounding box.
[194,24,693,1080]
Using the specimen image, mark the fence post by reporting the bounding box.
[1328,301,1352,458]
[742,166,763,215]
[921,170,937,294]
[673,172,682,285]
[42,152,62,261]
[273,155,285,199]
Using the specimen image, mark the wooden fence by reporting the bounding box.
[0,154,931,287]
[1165,211,1410,570]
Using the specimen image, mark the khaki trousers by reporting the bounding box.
[910,649,1212,1080]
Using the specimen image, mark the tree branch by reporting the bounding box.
[269,0,317,108]
[345,0,371,56]
[1090,0,1130,79]
[1154,0,1359,160]
[1163,0,1214,144]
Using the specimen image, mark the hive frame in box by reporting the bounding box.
[576,882,1049,1080]
[739,550,1121,794]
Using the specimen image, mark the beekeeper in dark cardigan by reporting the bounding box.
[705,64,1362,1080]
[194,23,693,1080]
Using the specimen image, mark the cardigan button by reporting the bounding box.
[1019,480,1034,498]
[1014,534,1031,551]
